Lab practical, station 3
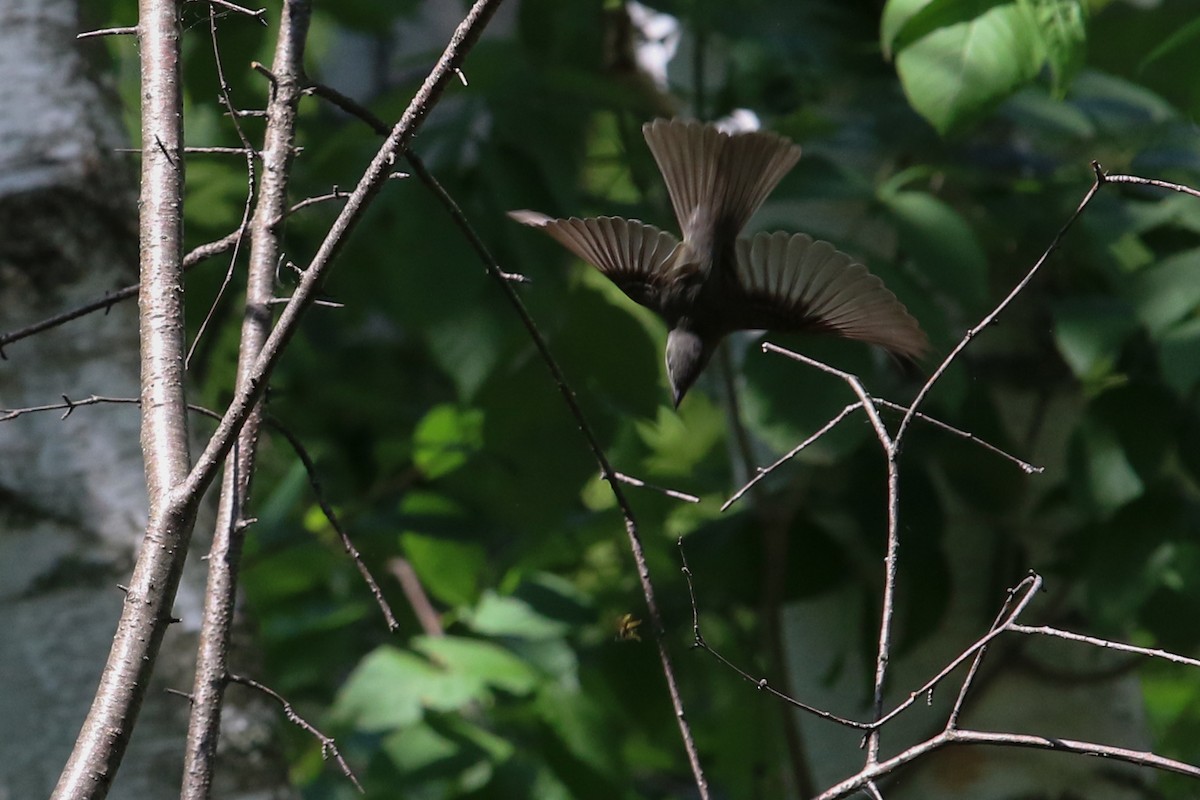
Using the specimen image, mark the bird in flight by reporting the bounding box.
[509,118,927,407]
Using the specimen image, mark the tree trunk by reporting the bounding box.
[0,1,289,796]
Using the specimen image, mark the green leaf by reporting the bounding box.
[412,404,485,479]
[534,683,623,776]
[881,0,931,59]
[1070,71,1177,135]
[1025,0,1087,96]
[1159,316,1200,397]
[334,647,441,731]
[892,0,1045,133]
[424,300,512,401]
[1138,15,1200,74]
[401,531,487,607]
[381,722,461,776]
[467,591,572,640]
[1128,247,1200,338]
[877,188,989,307]
[335,645,503,733]
[1052,297,1137,385]
[1069,420,1144,517]
[635,393,725,477]
[414,635,540,696]
[380,713,514,789]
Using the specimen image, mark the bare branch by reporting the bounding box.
[227,674,363,792]
[389,559,444,637]
[53,0,191,794]
[896,173,1104,443]
[77,26,138,39]
[207,0,267,22]
[268,420,399,631]
[613,471,701,503]
[0,230,243,357]
[722,401,861,511]
[1011,624,1200,669]
[813,727,1200,800]
[182,2,310,796]
[679,536,871,730]
[181,0,508,506]
[398,98,710,800]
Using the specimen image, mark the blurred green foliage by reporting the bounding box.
[92,0,1200,796]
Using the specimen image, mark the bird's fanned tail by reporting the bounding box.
[642,119,801,246]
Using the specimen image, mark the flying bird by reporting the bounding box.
[509,118,927,407]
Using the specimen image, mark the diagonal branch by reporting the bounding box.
[180,0,506,505]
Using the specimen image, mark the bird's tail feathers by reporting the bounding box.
[642,118,801,242]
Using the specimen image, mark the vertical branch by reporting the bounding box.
[756,345,899,766]
[53,1,194,798]
[137,0,191,506]
[867,455,901,764]
[180,2,312,798]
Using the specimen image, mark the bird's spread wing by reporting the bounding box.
[507,210,683,313]
[729,231,928,359]
[642,119,801,243]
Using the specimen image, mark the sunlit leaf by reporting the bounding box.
[891,0,1045,133]
[412,404,485,479]
[414,635,540,695]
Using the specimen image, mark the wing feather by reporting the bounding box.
[731,231,927,358]
[508,210,682,313]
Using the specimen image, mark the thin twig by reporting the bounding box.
[873,398,1042,474]
[0,230,243,357]
[77,26,137,39]
[612,471,700,503]
[184,5,259,370]
[227,674,363,792]
[269,421,399,630]
[678,536,870,730]
[0,393,397,635]
[380,103,710,800]
[896,167,1105,443]
[1104,172,1200,200]
[722,401,861,511]
[179,0,506,522]
[813,726,1200,800]
[1010,624,1200,669]
[874,575,1041,731]
[722,395,1041,512]
[182,4,310,795]
[388,558,444,637]
[207,0,267,22]
[757,343,897,764]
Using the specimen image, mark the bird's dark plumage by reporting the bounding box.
[509,119,927,406]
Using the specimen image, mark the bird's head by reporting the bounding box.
[665,328,714,408]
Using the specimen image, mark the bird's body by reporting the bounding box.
[510,119,927,406]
